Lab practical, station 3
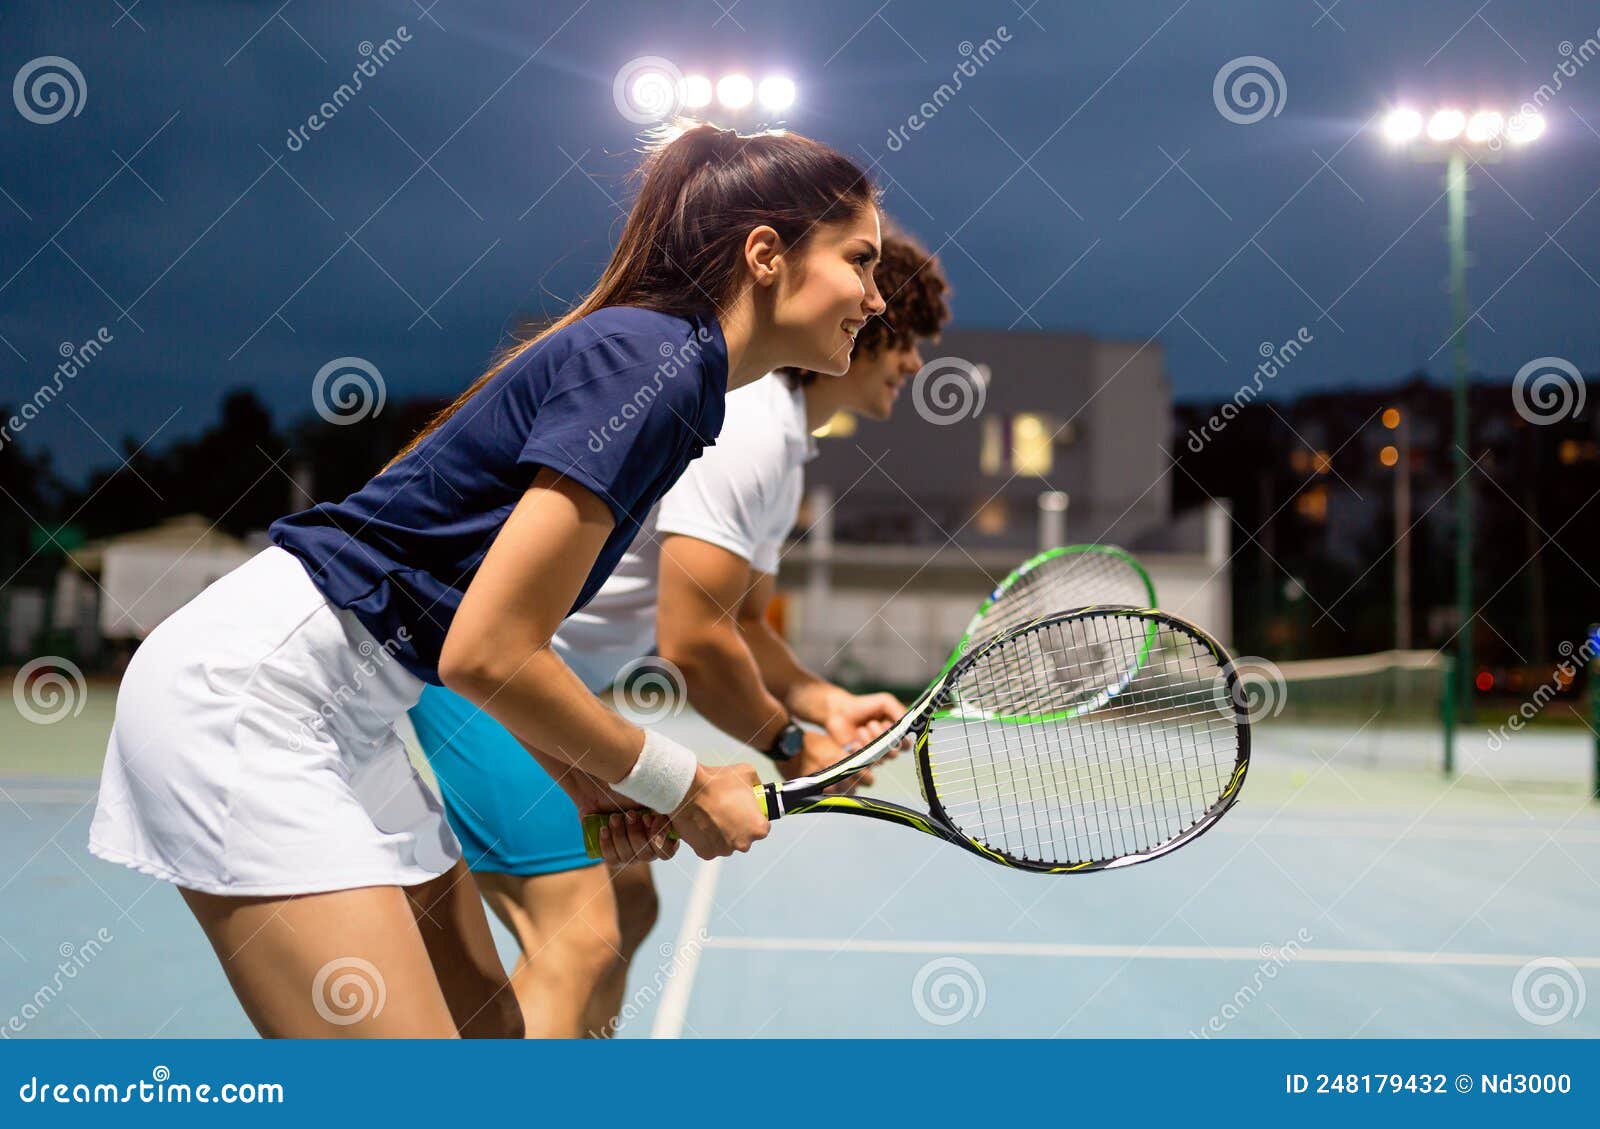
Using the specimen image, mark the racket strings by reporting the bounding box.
[928,614,1239,866]
[966,549,1151,658]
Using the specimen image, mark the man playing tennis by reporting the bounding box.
[408,225,951,1036]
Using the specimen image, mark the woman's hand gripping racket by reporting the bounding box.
[585,606,1250,873]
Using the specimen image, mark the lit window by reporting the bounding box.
[980,417,1003,475]
[1012,413,1053,477]
[975,499,1008,535]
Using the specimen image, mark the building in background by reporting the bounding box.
[779,328,1230,686]
[8,515,257,670]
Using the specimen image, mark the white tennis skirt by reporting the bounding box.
[89,546,461,896]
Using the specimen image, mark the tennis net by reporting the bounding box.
[1244,650,1450,774]
[1247,649,1598,791]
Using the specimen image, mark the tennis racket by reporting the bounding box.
[583,606,1250,873]
[945,544,1157,671]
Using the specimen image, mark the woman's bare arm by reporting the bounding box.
[438,467,644,785]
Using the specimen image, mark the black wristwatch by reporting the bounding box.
[765,719,805,762]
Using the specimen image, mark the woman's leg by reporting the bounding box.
[180,883,461,1038]
[583,861,661,1035]
[404,860,524,1039]
[474,865,622,1037]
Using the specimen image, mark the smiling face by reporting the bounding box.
[767,208,887,376]
[833,339,928,421]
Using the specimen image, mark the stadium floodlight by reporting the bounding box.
[716,74,754,110]
[682,74,714,109]
[1382,108,1423,144]
[1426,108,1466,141]
[757,75,797,112]
[1465,111,1504,143]
[1505,111,1546,145]
[1373,95,1545,741]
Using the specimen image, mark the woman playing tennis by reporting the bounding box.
[88,122,885,1038]
[408,226,952,1036]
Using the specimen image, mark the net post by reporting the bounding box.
[1441,652,1456,779]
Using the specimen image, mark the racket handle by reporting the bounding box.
[580,784,771,859]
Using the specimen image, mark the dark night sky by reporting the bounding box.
[2,0,1598,483]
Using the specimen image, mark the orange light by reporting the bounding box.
[1294,486,1328,522]
[1379,445,1399,467]
[1475,671,1494,693]
[1312,450,1332,475]
[1382,408,1401,429]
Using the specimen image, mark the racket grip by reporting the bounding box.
[581,784,771,859]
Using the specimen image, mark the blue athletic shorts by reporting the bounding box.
[408,684,597,876]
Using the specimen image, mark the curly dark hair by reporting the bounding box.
[782,222,951,387]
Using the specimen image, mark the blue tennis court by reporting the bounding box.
[2,685,1595,1039]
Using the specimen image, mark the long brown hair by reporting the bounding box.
[387,121,879,466]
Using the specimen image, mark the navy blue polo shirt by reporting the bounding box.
[269,306,728,684]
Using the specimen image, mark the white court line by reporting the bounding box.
[649,856,723,1039]
[1219,818,1600,844]
[703,935,1600,968]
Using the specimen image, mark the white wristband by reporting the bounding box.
[613,728,698,813]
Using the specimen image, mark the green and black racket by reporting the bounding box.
[946,543,1157,671]
[584,606,1249,873]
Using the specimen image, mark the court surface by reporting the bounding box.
[1,681,1596,1038]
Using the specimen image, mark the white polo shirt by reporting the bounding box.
[550,373,818,691]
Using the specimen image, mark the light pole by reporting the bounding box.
[1379,103,1545,731]
[1380,408,1411,650]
